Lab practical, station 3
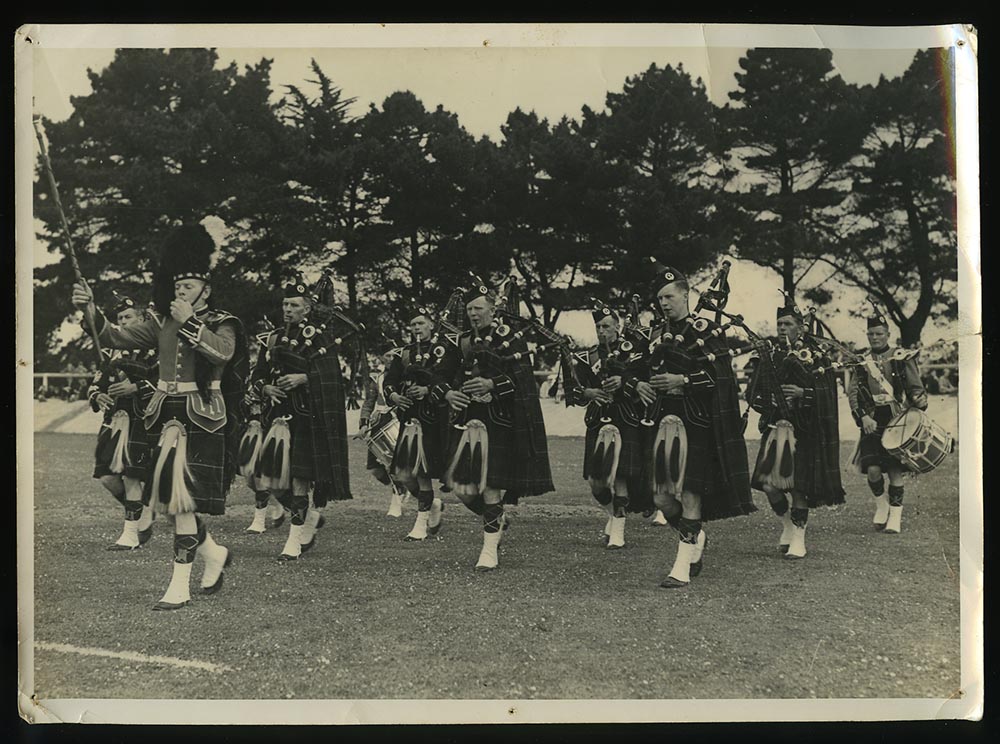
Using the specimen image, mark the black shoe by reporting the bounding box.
[271,514,286,530]
[778,544,790,554]
[874,523,886,532]
[107,542,140,552]
[138,524,154,546]
[316,515,327,530]
[690,533,708,577]
[659,576,689,589]
[300,534,318,554]
[152,599,190,611]
[277,552,299,562]
[201,551,233,595]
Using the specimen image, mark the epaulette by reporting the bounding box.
[889,346,920,361]
[201,309,239,325]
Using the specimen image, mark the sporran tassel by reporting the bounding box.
[108,410,131,474]
[259,418,292,491]
[760,419,796,490]
[653,414,687,497]
[150,420,196,515]
[393,420,429,489]
[237,420,263,479]
[588,424,621,493]
[446,419,489,500]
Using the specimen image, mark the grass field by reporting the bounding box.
[30,432,961,701]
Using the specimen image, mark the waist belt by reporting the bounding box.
[873,393,893,405]
[158,380,222,394]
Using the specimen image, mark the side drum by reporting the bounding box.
[881,408,953,474]
[361,411,400,470]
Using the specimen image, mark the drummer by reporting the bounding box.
[359,347,410,518]
[847,308,928,534]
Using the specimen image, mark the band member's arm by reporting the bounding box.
[562,358,589,407]
[86,369,107,412]
[903,357,929,410]
[134,355,159,404]
[359,376,377,426]
[248,340,269,400]
[846,368,866,426]
[381,355,405,401]
[427,345,462,404]
[87,310,159,351]
[177,317,236,363]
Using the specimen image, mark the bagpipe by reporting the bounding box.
[309,273,369,409]
[449,274,582,430]
[639,261,745,428]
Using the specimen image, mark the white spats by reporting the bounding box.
[197,533,229,590]
[266,500,285,523]
[690,528,706,566]
[386,490,404,518]
[112,520,140,549]
[607,516,626,550]
[475,530,503,571]
[785,524,807,559]
[873,494,891,529]
[137,504,154,532]
[603,516,613,540]
[427,498,444,535]
[246,507,268,534]
[778,509,795,552]
[651,510,668,527]
[885,505,903,534]
[298,509,321,548]
[667,540,696,584]
[406,511,430,541]
[279,524,304,560]
[155,561,193,609]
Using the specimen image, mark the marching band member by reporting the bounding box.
[846,307,928,534]
[241,320,288,534]
[746,297,845,559]
[438,280,554,571]
[359,348,410,518]
[87,292,158,550]
[563,301,651,549]
[72,224,249,610]
[251,274,353,561]
[382,305,461,541]
[633,262,755,588]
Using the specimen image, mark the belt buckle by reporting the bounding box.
[166,382,178,394]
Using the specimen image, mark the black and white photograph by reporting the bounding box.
[15,23,981,724]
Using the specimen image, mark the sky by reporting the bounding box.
[31,41,954,350]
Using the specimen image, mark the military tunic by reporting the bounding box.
[93,306,239,515]
[846,346,928,472]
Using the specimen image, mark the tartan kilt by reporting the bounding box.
[141,396,227,516]
[750,427,846,508]
[856,405,905,473]
[584,420,652,513]
[92,410,152,481]
[445,401,514,490]
[286,411,316,482]
[647,401,745,521]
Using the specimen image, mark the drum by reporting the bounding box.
[881,408,953,474]
[360,410,399,470]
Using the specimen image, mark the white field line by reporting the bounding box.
[35,641,233,674]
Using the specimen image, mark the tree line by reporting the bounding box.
[33,46,957,367]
